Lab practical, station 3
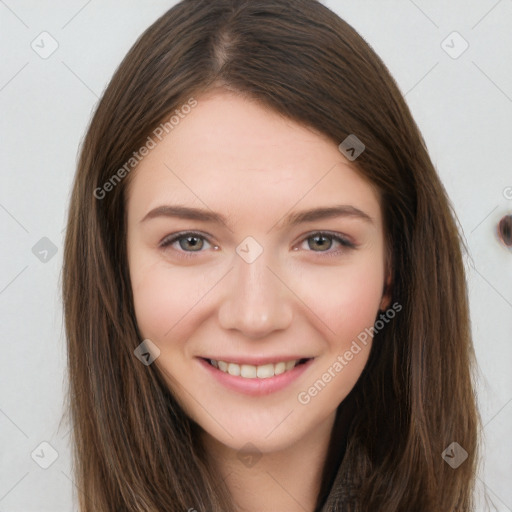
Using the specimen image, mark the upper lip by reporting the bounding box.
[199,355,313,366]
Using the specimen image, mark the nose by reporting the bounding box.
[217,247,294,338]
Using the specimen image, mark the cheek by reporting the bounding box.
[293,262,383,409]
[132,275,172,340]
[129,243,204,342]
[132,253,384,346]
[130,261,206,342]
[292,256,385,348]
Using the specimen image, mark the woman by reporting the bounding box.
[62,0,481,510]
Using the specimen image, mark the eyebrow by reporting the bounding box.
[140,204,374,228]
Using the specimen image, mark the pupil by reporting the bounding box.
[311,235,330,251]
[182,236,202,251]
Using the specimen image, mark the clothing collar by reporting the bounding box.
[317,390,359,512]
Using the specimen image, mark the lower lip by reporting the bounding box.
[197,358,314,396]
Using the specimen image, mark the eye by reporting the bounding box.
[159,231,216,256]
[297,232,355,256]
[159,230,355,259]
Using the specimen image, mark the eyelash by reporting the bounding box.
[159,231,356,259]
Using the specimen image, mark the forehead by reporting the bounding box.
[126,90,381,226]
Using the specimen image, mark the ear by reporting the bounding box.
[379,267,392,311]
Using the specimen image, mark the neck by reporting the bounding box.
[315,393,357,510]
[200,397,355,512]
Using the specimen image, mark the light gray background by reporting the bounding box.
[1,1,511,510]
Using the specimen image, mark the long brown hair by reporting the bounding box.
[62,0,482,510]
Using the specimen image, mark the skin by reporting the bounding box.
[126,89,391,511]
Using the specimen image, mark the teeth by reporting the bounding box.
[241,364,257,378]
[209,359,304,379]
[274,362,286,375]
[228,363,241,376]
[256,364,274,379]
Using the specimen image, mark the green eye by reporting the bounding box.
[159,231,355,260]
[160,232,212,253]
[301,232,355,254]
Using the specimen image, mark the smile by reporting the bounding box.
[206,358,310,379]
[198,356,314,396]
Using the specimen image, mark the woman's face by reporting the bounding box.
[126,90,390,454]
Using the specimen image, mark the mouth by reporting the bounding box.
[201,357,312,380]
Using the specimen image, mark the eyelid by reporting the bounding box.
[159,230,356,257]
[159,230,214,249]
[295,229,354,244]
[294,231,356,256]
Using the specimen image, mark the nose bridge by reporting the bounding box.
[217,240,293,337]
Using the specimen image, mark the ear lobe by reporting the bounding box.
[379,271,392,311]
